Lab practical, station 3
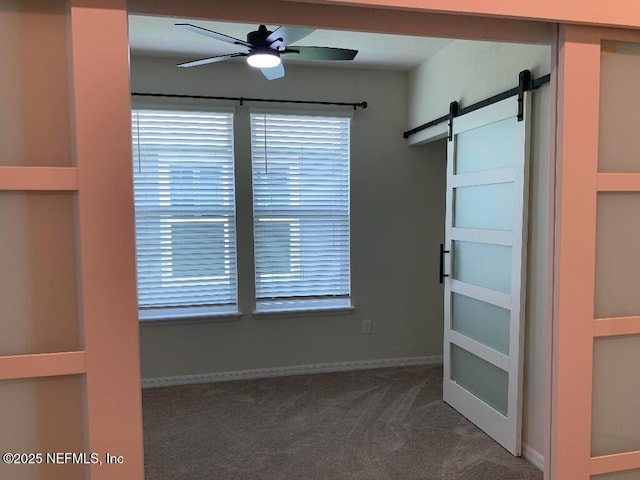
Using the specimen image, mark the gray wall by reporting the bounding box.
[406,40,551,459]
[131,56,447,379]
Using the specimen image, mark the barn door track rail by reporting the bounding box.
[403,69,550,139]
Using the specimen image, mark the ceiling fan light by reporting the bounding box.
[247,52,281,69]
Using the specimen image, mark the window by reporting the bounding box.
[131,108,238,319]
[251,113,351,312]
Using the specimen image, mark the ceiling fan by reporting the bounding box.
[175,23,358,80]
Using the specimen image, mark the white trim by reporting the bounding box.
[139,304,241,321]
[451,227,513,246]
[453,97,518,133]
[139,312,242,327]
[253,305,355,319]
[407,122,448,146]
[449,330,510,371]
[254,297,352,315]
[522,443,545,471]
[450,279,512,310]
[450,167,515,188]
[141,355,443,388]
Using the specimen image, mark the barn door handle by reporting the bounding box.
[439,243,450,284]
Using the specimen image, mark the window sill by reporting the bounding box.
[253,299,355,319]
[139,307,242,326]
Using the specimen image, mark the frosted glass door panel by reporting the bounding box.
[594,193,640,318]
[592,470,640,480]
[0,1,73,166]
[455,118,517,174]
[444,95,529,455]
[0,376,86,480]
[599,41,640,173]
[591,335,640,456]
[454,183,514,231]
[453,241,512,293]
[451,345,508,416]
[0,193,80,356]
[452,293,510,354]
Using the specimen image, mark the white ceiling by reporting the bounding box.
[128,15,453,71]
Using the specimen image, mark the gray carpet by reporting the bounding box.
[142,365,543,480]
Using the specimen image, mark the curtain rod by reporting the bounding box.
[403,71,551,139]
[131,92,368,110]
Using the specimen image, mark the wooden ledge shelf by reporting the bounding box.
[593,316,640,337]
[0,351,86,380]
[591,450,640,476]
[0,166,79,191]
[597,173,640,192]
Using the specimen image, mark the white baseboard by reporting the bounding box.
[142,355,443,389]
[522,443,544,471]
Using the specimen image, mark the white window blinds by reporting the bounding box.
[251,113,351,308]
[131,108,238,314]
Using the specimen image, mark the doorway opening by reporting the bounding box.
[127,9,553,479]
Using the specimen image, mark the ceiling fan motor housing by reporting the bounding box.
[247,25,277,49]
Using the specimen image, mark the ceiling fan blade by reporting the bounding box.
[176,23,252,47]
[266,26,314,49]
[282,46,358,61]
[260,62,285,80]
[178,53,247,68]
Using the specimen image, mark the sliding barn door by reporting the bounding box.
[442,95,531,455]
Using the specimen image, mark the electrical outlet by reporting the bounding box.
[362,319,372,335]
